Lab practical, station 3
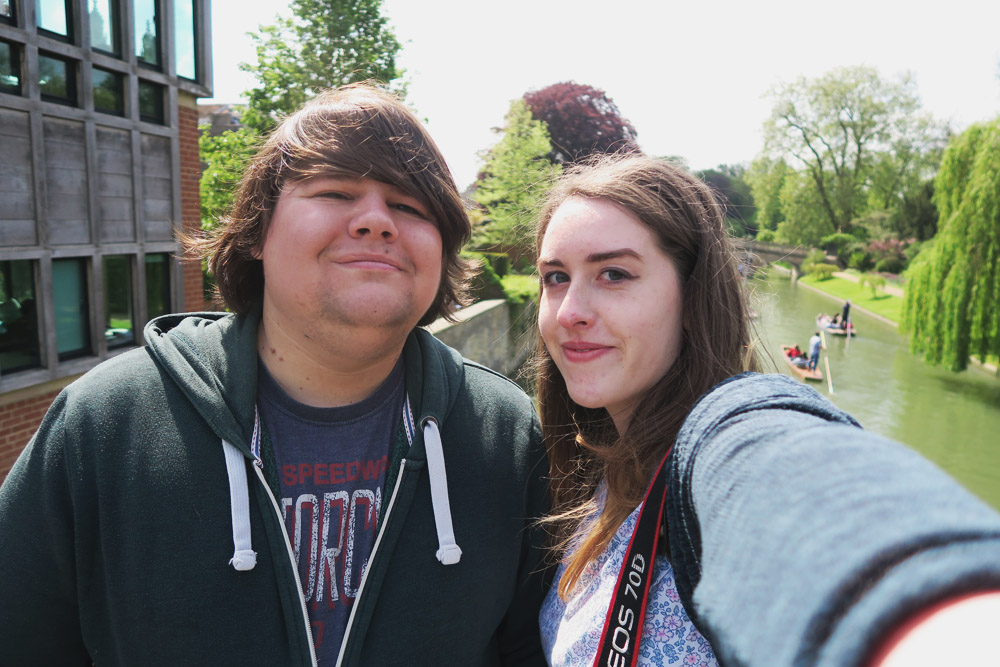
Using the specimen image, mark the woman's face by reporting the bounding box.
[537,196,685,433]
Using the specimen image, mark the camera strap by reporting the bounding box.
[592,448,671,667]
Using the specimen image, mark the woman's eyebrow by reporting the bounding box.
[586,249,641,263]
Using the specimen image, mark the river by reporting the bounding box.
[751,271,1000,510]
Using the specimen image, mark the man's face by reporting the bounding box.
[257,176,443,337]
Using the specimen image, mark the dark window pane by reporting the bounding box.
[35,0,69,37]
[144,253,170,320]
[1,0,14,22]
[0,260,40,373]
[89,0,118,54]
[53,258,91,360]
[138,79,163,123]
[38,52,75,104]
[103,255,134,349]
[0,41,20,93]
[92,66,123,114]
[174,0,196,80]
[134,0,158,67]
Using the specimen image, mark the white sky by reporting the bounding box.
[201,0,1000,189]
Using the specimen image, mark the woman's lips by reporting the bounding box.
[561,341,613,362]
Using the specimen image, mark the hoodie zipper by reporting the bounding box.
[252,463,319,667]
[334,460,408,667]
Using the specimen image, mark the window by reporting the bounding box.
[102,255,133,349]
[133,0,158,67]
[0,40,20,94]
[92,66,123,114]
[35,0,71,39]
[53,258,91,360]
[1,0,14,24]
[144,253,170,321]
[173,0,196,80]
[137,79,163,123]
[88,0,119,55]
[0,260,40,374]
[38,51,76,105]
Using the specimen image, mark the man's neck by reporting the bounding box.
[256,311,408,408]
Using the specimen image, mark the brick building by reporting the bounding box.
[0,0,212,480]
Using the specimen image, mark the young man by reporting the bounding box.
[808,331,823,371]
[0,85,549,666]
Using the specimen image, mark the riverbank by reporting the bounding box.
[765,265,999,376]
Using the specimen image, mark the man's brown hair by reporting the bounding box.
[190,83,475,326]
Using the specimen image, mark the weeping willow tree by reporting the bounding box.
[902,118,1000,371]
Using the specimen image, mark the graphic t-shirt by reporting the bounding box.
[257,358,404,664]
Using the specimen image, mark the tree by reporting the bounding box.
[775,171,835,246]
[696,164,756,237]
[746,157,789,233]
[523,82,638,164]
[199,127,260,233]
[762,66,941,235]
[902,117,1000,371]
[472,100,562,265]
[238,0,403,133]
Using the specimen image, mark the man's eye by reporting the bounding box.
[392,203,424,216]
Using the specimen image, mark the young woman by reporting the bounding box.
[534,154,1000,667]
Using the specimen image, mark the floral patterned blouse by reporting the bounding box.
[539,492,719,666]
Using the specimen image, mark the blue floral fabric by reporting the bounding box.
[539,495,718,667]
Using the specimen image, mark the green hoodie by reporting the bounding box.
[0,311,550,666]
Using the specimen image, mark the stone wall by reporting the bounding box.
[426,299,537,381]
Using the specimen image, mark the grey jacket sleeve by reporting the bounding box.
[666,372,1000,667]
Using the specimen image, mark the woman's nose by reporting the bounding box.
[556,284,593,329]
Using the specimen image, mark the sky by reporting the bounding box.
[201,0,1000,189]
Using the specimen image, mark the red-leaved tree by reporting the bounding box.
[523,82,639,164]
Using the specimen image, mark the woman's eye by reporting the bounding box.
[601,268,631,282]
[541,271,569,287]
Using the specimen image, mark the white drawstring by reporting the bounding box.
[222,439,257,571]
[422,418,462,565]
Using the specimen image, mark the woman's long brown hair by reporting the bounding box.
[534,154,760,599]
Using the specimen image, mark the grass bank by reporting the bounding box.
[797,273,904,324]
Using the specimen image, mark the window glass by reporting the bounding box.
[89,0,118,54]
[144,253,170,321]
[174,0,195,80]
[35,0,69,37]
[133,0,158,67]
[92,66,123,114]
[53,258,91,360]
[0,260,40,374]
[138,79,163,123]
[0,41,20,93]
[38,52,75,104]
[1,0,14,23]
[103,255,134,349]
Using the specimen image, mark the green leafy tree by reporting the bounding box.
[903,117,1000,371]
[775,171,835,246]
[762,66,940,235]
[199,127,260,233]
[697,164,756,237]
[746,157,788,233]
[238,0,403,133]
[472,100,562,266]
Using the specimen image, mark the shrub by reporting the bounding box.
[859,273,886,298]
[464,254,506,302]
[875,257,905,274]
[808,263,838,280]
[820,232,857,265]
[478,251,509,278]
[800,248,827,275]
[756,229,778,243]
[848,250,874,272]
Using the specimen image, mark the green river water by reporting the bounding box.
[752,272,1000,510]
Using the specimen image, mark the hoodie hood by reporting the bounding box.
[144,310,260,454]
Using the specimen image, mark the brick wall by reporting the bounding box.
[0,384,69,483]
[178,92,207,312]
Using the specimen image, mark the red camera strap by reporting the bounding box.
[592,449,671,667]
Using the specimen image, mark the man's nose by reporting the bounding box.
[348,194,399,240]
